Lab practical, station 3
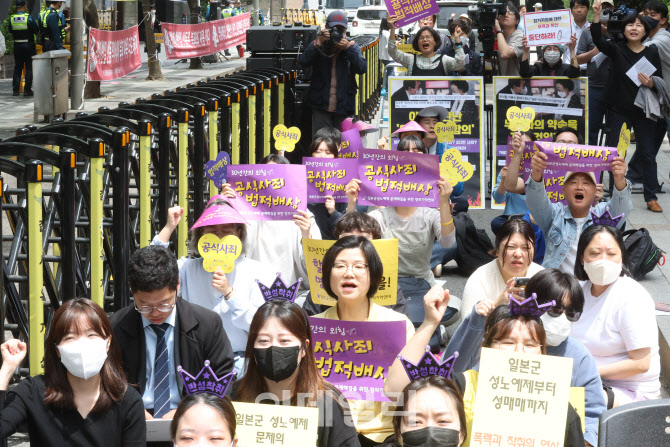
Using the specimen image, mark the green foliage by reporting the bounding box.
[1,5,18,55]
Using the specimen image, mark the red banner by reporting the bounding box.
[87,26,141,81]
[162,14,250,60]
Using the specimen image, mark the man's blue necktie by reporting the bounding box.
[151,322,171,418]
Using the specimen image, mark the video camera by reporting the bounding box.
[602,4,636,40]
[469,0,505,29]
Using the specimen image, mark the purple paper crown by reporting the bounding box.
[398,346,459,382]
[509,293,555,319]
[590,207,624,228]
[257,273,302,303]
[178,360,236,399]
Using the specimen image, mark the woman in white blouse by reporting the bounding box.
[572,225,660,408]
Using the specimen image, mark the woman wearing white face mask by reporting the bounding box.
[0,298,145,446]
[572,225,661,409]
[520,39,580,77]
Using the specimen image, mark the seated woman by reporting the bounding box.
[153,198,277,375]
[377,121,427,151]
[520,38,580,77]
[392,376,467,446]
[171,393,237,447]
[572,225,661,408]
[0,298,145,446]
[313,236,415,444]
[460,219,543,320]
[385,295,585,447]
[232,299,360,447]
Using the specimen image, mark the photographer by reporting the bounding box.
[494,2,525,76]
[298,11,367,135]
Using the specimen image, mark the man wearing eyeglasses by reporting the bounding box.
[493,2,524,76]
[111,246,234,425]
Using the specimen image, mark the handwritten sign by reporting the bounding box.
[435,120,457,143]
[506,106,536,132]
[205,151,231,188]
[232,401,319,446]
[198,234,242,273]
[340,129,363,159]
[303,157,358,203]
[470,348,573,447]
[302,238,399,306]
[357,149,439,207]
[273,124,301,152]
[309,318,406,401]
[617,123,630,159]
[384,0,439,28]
[523,9,573,46]
[534,141,614,172]
[440,148,474,185]
[227,164,307,220]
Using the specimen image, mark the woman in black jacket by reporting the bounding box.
[520,37,580,77]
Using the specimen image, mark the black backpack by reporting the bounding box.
[622,228,665,280]
[453,212,495,276]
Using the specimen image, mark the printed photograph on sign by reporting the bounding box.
[493,76,588,209]
[388,76,485,208]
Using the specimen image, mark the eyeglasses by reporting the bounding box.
[332,263,368,275]
[491,339,542,353]
[134,300,176,314]
[547,304,582,322]
[418,35,434,41]
[499,11,516,17]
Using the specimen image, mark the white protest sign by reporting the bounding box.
[524,9,573,46]
[232,401,319,446]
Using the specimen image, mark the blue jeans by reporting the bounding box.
[588,86,607,146]
[430,240,458,269]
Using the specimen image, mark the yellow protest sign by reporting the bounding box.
[197,234,242,273]
[569,387,586,433]
[506,106,536,132]
[302,238,398,306]
[617,123,630,159]
[440,148,474,185]
[470,348,573,447]
[232,401,319,446]
[397,43,420,55]
[273,124,301,152]
[434,120,457,143]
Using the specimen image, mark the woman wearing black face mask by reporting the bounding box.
[231,299,360,447]
[393,376,466,447]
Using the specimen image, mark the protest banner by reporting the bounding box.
[493,76,588,208]
[205,151,231,188]
[384,0,439,28]
[340,129,363,159]
[303,158,358,203]
[162,14,250,60]
[309,318,406,401]
[523,9,573,46]
[389,76,485,208]
[470,348,573,447]
[87,26,141,81]
[358,149,440,207]
[302,238,399,306]
[226,164,307,220]
[232,401,319,446]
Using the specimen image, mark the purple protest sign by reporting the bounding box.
[358,149,440,207]
[303,157,358,203]
[385,0,439,28]
[226,164,307,220]
[534,141,614,172]
[205,151,231,188]
[340,129,363,159]
[309,318,406,402]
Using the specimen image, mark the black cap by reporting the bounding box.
[16,0,26,6]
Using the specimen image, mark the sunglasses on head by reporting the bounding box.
[547,304,582,322]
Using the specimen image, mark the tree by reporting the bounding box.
[142,0,166,80]
[187,0,203,69]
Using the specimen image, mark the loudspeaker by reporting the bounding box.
[246,56,312,81]
[246,25,320,53]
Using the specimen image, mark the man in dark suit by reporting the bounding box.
[111,245,234,423]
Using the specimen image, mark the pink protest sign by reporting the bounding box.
[340,129,363,159]
[226,164,307,220]
[358,149,440,207]
[211,14,251,51]
[303,158,358,203]
[87,26,141,81]
[385,0,439,28]
[162,15,249,60]
[309,318,406,402]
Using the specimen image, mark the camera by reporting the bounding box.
[469,0,505,29]
[603,5,636,41]
[322,26,344,53]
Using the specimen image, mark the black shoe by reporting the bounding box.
[13,91,19,96]
[23,90,33,97]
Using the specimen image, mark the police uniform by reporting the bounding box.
[8,7,38,96]
[39,4,65,52]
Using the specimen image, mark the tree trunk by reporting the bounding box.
[83,0,101,98]
[142,0,166,80]
[187,0,203,69]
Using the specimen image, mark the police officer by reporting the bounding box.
[39,0,65,52]
[9,0,38,96]
[221,1,235,56]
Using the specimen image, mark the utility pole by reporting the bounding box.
[71,0,85,110]
[252,0,259,25]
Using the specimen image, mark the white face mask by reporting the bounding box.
[58,337,108,379]
[544,50,560,65]
[557,91,567,98]
[540,313,573,346]
[460,37,470,48]
[583,259,622,286]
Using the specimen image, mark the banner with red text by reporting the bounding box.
[162,14,250,60]
[87,26,141,81]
